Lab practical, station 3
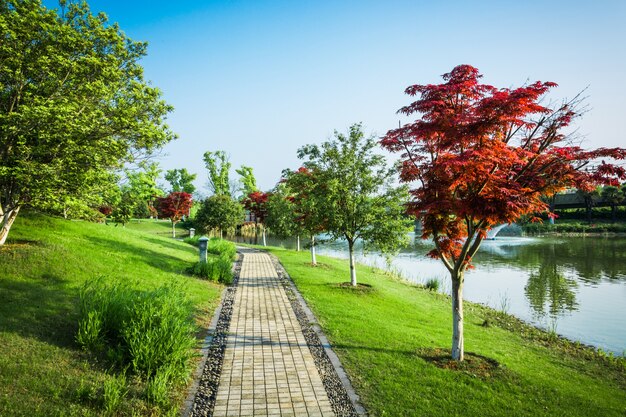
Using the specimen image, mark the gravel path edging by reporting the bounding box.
[268,252,368,417]
[182,252,243,417]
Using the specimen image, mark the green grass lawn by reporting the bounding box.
[266,247,626,417]
[0,212,222,416]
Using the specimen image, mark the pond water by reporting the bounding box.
[233,233,626,354]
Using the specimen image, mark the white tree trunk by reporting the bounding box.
[296,235,300,252]
[451,273,464,361]
[262,228,267,246]
[310,235,317,265]
[348,240,357,286]
[0,206,21,246]
[172,222,176,238]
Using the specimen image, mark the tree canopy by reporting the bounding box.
[156,192,193,238]
[165,168,197,195]
[195,194,243,237]
[381,64,626,361]
[0,0,175,244]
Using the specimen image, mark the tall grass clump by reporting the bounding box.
[207,238,237,260]
[188,255,234,284]
[76,278,197,391]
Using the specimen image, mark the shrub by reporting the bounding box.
[188,254,234,284]
[207,238,237,260]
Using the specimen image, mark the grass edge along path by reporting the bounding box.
[263,246,626,417]
[0,212,225,416]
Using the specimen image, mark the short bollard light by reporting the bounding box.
[189,228,196,238]
[198,236,209,263]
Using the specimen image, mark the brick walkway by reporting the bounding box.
[212,251,335,417]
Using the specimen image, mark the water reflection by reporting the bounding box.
[524,244,578,318]
[229,233,626,352]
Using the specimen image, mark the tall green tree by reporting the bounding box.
[125,161,165,218]
[265,184,303,250]
[283,167,326,264]
[203,150,232,196]
[236,165,258,196]
[164,168,197,194]
[195,194,243,238]
[296,123,411,285]
[0,0,175,244]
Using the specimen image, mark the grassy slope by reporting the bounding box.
[267,247,625,417]
[0,212,222,416]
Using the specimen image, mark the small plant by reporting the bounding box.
[188,254,233,284]
[498,292,511,315]
[425,278,440,292]
[76,310,105,351]
[145,368,171,407]
[102,372,128,414]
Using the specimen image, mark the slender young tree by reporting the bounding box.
[156,192,193,238]
[381,65,626,361]
[297,123,411,286]
[265,184,303,251]
[283,167,326,265]
[0,1,175,244]
[203,151,232,196]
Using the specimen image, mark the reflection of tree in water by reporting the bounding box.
[524,244,578,318]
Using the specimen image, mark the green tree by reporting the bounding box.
[0,1,175,244]
[164,168,197,194]
[265,184,303,250]
[203,151,232,196]
[283,167,326,265]
[236,165,258,197]
[296,123,411,286]
[600,185,623,222]
[125,161,165,218]
[195,194,243,238]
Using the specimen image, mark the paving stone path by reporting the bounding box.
[212,251,335,417]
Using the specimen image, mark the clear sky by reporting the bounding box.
[46,0,626,193]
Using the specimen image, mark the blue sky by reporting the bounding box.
[47,0,626,193]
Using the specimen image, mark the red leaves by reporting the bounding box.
[382,64,626,271]
[156,192,192,223]
[242,191,270,222]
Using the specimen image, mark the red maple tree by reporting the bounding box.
[156,192,193,238]
[381,65,626,361]
[242,191,270,245]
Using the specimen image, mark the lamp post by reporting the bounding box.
[198,236,209,263]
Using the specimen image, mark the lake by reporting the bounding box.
[234,233,626,354]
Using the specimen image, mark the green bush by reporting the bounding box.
[76,278,197,389]
[184,236,236,260]
[424,278,440,292]
[188,254,233,284]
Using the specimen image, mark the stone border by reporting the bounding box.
[183,252,243,417]
[269,252,368,417]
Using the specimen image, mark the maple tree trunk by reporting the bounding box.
[296,235,300,252]
[451,271,464,361]
[348,239,357,286]
[172,221,176,238]
[0,206,20,246]
[310,235,317,265]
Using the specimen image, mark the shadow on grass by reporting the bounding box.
[142,235,193,253]
[83,236,190,274]
[0,274,78,348]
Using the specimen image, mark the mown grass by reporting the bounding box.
[0,211,223,416]
[266,247,626,417]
